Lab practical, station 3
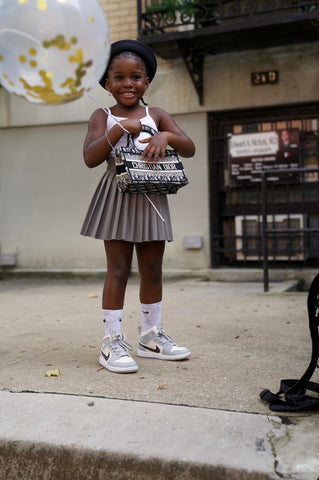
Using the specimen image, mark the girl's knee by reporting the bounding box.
[140,263,162,284]
[108,266,131,285]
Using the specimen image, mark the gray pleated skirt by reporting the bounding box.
[80,157,173,242]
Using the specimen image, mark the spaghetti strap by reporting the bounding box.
[85,94,129,133]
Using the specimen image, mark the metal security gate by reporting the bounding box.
[209,103,319,268]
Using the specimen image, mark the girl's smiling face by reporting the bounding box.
[105,54,150,108]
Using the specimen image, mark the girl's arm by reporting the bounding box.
[83,109,113,168]
[140,107,195,162]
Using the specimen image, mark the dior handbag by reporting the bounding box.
[115,125,189,194]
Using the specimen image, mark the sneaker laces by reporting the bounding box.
[156,327,176,346]
[138,325,177,346]
[111,334,133,357]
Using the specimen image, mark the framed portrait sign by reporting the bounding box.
[228,129,300,186]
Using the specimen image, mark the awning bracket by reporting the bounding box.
[181,47,205,106]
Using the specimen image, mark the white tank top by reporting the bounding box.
[105,106,158,152]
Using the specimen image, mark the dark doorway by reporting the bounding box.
[209,103,319,267]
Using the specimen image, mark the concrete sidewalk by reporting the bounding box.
[1,276,319,479]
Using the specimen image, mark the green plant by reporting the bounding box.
[291,0,319,10]
[146,0,219,25]
[146,0,179,13]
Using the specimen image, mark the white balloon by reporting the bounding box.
[0,0,110,104]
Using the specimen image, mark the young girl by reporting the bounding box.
[81,40,195,373]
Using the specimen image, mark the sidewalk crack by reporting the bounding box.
[267,416,292,479]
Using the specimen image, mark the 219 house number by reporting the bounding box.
[251,71,279,86]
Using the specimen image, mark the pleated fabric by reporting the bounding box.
[80,156,173,242]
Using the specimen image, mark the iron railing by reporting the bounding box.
[261,167,319,291]
[138,0,319,36]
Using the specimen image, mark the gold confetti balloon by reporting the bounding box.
[0,0,110,104]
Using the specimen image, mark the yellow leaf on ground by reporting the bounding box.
[45,369,60,377]
[157,384,167,390]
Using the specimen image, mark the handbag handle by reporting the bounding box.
[125,124,158,153]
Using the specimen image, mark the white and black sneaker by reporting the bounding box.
[99,333,138,373]
[137,324,191,360]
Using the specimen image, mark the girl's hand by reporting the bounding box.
[139,132,169,163]
[120,119,142,138]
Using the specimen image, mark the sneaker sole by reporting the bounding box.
[99,355,138,373]
[137,349,191,360]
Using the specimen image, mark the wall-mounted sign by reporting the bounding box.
[229,129,300,185]
[251,71,278,86]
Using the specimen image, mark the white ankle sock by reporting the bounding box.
[102,309,123,336]
[141,301,162,332]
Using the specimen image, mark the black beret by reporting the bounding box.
[99,40,157,88]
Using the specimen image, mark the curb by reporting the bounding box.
[0,391,279,480]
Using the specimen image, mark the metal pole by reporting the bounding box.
[261,172,269,292]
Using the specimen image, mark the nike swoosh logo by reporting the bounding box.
[139,343,160,353]
[101,350,110,361]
